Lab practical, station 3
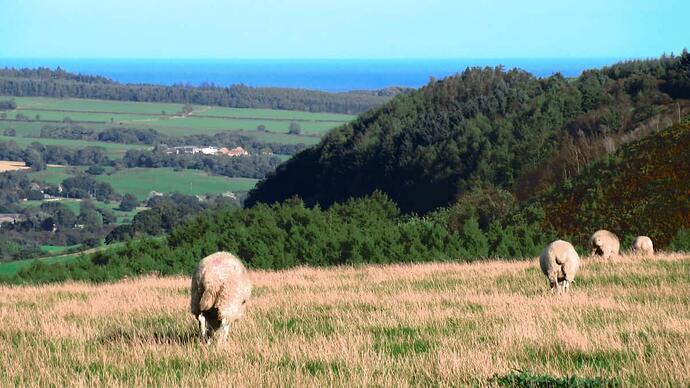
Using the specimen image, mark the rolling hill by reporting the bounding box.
[246,53,690,214]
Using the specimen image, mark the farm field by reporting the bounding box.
[25,165,259,200]
[93,168,259,200]
[1,96,353,138]
[0,253,77,276]
[0,253,688,385]
[0,160,30,172]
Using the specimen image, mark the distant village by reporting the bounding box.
[164,145,253,157]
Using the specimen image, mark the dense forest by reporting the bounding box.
[0,67,408,114]
[247,51,690,213]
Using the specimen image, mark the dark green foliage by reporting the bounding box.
[668,228,690,252]
[0,67,404,114]
[122,149,280,179]
[491,370,619,388]
[85,165,105,175]
[0,99,17,110]
[118,193,138,212]
[5,192,550,284]
[247,53,688,214]
[61,176,117,201]
[0,140,108,165]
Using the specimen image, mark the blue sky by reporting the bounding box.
[1,0,688,59]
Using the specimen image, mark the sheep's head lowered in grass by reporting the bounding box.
[190,252,252,345]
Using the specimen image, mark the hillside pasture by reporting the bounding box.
[1,253,688,385]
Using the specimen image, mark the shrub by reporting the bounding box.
[491,370,619,387]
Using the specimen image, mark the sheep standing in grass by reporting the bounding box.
[633,236,654,255]
[191,251,252,345]
[539,240,580,293]
[590,230,620,259]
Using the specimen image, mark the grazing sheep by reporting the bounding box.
[590,230,620,259]
[539,240,581,293]
[191,251,252,345]
[632,236,654,255]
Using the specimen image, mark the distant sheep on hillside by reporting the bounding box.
[590,230,620,259]
[191,251,252,345]
[539,240,581,294]
[632,236,654,255]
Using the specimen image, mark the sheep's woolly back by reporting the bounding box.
[540,240,580,284]
[190,252,252,322]
[590,229,620,258]
[633,236,654,255]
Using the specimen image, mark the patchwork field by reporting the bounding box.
[0,96,353,139]
[1,253,688,386]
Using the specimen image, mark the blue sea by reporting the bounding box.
[0,58,622,92]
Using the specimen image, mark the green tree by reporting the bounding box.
[78,200,103,231]
[288,121,301,135]
[119,193,139,211]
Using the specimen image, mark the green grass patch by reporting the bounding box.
[94,168,258,200]
[370,325,432,357]
[0,254,78,276]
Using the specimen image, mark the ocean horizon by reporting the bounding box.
[0,58,624,92]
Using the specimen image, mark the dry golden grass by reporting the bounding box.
[1,253,689,386]
[0,160,30,173]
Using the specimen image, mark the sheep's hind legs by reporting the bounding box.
[198,314,211,345]
[220,318,230,344]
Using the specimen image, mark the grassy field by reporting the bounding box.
[0,254,77,276]
[0,253,688,385]
[1,96,353,138]
[26,165,79,185]
[94,168,259,200]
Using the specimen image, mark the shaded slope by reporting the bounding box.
[537,123,690,246]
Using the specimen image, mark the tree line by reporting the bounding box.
[0,67,405,114]
[39,124,308,155]
[2,192,553,283]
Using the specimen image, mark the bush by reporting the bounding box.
[491,370,619,387]
[118,193,139,211]
[86,165,105,175]
[668,228,690,252]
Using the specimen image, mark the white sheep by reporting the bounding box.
[590,229,620,259]
[190,251,252,345]
[632,236,654,255]
[539,240,581,293]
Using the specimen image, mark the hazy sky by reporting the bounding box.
[1,0,688,59]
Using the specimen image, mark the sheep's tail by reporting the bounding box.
[199,286,220,312]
